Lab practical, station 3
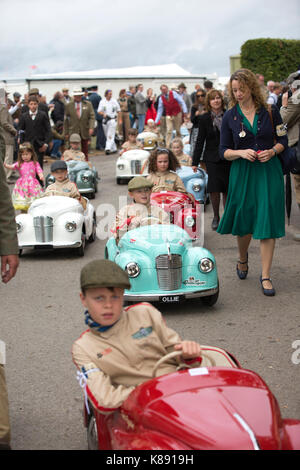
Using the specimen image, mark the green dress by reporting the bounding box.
[217,105,285,239]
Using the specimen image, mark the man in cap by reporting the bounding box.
[45,159,86,209]
[62,133,85,162]
[64,88,95,160]
[88,86,106,151]
[155,84,188,147]
[97,90,120,155]
[280,79,300,241]
[72,259,237,413]
[111,176,170,242]
[62,87,71,104]
[178,82,192,115]
[9,92,22,123]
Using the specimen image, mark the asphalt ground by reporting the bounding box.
[2,149,300,450]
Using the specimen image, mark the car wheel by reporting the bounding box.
[89,217,97,242]
[202,289,219,307]
[87,411,99,450]
[77,232,86,257]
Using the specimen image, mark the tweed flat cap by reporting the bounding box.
[29,88,39,95]
[70,133,81,142]
[128,176,153,192]
[80,260,131,290]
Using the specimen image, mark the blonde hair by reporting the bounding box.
[18,142,38,165]
[228,68,267,110]
[170,137,183,150]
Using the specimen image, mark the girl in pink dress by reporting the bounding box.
[4,142,45,212]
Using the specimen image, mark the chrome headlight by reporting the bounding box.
[65,221,77,232]
[81,172,91,182]
[47,175,55,184]
[16,222,23,233]
[185,215,195,227]
[125,262,140,278]
[192,183,202,192]
[118,164,125,170]
[199,258,214,273]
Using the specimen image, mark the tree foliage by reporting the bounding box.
[240,38,300,82]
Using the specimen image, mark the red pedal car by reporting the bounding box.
[150,191,202,240]
[83,350,300,450]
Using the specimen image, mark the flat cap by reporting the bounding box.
[80,259,131,290]
[70,133,81,142]
[128,176,153,191]
[29,88,39,95]
[51,160,67,172]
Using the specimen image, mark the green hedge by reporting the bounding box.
[240,38,300,82]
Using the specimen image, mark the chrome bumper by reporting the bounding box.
[124,287,219,302]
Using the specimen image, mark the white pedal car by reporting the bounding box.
[116,149,150,185]
[16,195,96,257]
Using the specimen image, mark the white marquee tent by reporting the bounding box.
[1,64,222,101]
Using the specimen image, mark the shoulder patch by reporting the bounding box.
[132,326,153,339]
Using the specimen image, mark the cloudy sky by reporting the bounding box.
[1,0,299,79]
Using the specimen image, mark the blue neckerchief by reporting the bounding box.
[84,310,115,332]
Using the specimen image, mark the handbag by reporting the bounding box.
[268,106,298,175]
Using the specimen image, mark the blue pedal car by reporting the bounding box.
[105,224,219,306]
[177,166,208,204]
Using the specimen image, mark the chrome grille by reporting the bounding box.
[131,160,142,174]
[155,254,182,290]
[33,216,53,243]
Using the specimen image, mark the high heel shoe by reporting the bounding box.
[236,254,248,280]
[260,276,275,296]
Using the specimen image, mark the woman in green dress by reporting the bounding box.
[217,69,288,296]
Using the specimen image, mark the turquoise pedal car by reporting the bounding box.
[105,224,219,306]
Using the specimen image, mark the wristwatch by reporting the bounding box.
[272,147,277,157]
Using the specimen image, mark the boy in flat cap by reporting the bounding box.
[72,259,237,413]
[111,176,170,242]
[45,160,86,209]
[61,133,86,162]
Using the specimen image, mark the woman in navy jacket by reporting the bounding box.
[217,69,288,296]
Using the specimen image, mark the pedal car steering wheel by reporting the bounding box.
[152,350,216,377]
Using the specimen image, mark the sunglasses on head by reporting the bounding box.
[157,148,169,154]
